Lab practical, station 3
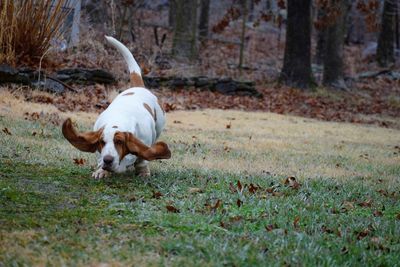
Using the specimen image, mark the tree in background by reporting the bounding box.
[322,0,350,89]
[168,0,176,28]
[171,0,198,60]
[198,0,210,40]
[279,0,314,89]
[377,0,397,67]
[314,5,327,65]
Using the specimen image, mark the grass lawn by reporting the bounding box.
[1,91,400,266]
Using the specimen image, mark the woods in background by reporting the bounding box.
[1,0,399,91]
[167,0,398,89]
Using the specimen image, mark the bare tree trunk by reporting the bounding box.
[322,0,349,89]
[198,0,210,39]
[315,7,326,65]
[279,0,313,89]
[396,3,399,49]
[172,0,198,60]
[239,0,248,73]
[169,0,176,28]
[377,0,397,67]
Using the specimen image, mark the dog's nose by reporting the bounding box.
[103,155,114,165]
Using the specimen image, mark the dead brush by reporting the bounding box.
[0,0,72,67]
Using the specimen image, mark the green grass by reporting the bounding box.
[1,112,400,266]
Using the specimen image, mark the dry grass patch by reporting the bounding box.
[166,110,400,182]
[1,89,399,183]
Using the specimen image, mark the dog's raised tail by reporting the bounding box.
[105,35,144,87]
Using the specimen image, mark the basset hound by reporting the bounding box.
[62,36,171,179]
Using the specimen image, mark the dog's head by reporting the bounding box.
[62,118,171,172]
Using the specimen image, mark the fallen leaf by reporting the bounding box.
[2,127,11,135]
[236,199,243,207]
[164,103,176,112]
[188,187,203,194]
[129,196,137,202]
[377,189,388,196]
[173,120,182,124]
[396,213,400,220]
[293,216,300,229]
[207,199,222,212]
[266,187,274,193]
[248,183,258,194]
[341,246,349,254]
[237,180,243,192]
[284,176,301,190]
[358,199,373,207]
[226,122,231,129]
[32,131,37,136]
[152,191,163,199]
[229,216,243,223]
[73,158,86,165]
[341,201,355,212]
[321,225,334,234]
[265,223,278,232]
[373,210,383,217]
[355,228,370,240]
[229,182,237,193]
[272,191,283,197]
[166,205,180,213]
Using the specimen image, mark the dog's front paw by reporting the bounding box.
[92,168,110,179]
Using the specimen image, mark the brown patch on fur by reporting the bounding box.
[130,73,144,87]
[122,92,135,96]
[158,99,165,114]
[113,132,130,161]
[143,103,156,121]
[97,139,105,153]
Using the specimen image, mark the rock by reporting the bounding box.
[194,76,211,87]
[56,68,116,84]
[144,75,261,97]
[143,76,160,88]
[167,77,188,88]
[0,64,30,84]
[213,78,261,97]
[32,79,65,94]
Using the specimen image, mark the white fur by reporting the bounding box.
[105,35,142,75]
[91,37,166,178]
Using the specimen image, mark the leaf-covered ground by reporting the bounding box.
[1,93,400,266]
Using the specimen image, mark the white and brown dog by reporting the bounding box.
[62,36,171,179]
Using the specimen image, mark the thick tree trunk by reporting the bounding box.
[323,0,349,89]
[315,8,326,65]
[172,0,198,60]
[198,0,210,39]
[377,0,397,67]
[169,0,176,28]
[279,0,313,89]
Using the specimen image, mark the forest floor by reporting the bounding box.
[1,91,399,266]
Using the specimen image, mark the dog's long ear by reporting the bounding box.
[125,133,171,161]
[62,118,103,153]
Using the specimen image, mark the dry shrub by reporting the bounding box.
[0,0,72,66]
